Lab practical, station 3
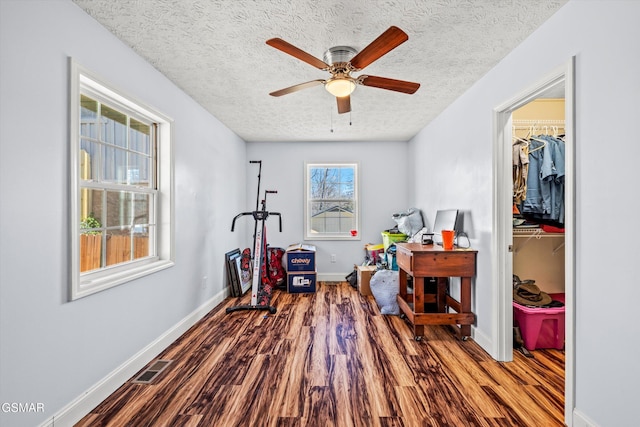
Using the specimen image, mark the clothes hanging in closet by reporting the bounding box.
[518,135,565,227]
[513,140,529,205]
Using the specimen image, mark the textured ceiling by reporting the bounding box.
[72,0,567,142]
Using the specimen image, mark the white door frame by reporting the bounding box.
[492,57,575,425]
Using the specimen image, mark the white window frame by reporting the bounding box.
[69,59,174,300]
[304,162,360,241]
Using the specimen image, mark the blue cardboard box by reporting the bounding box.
[287,271,317,293]
[285,243,316,272]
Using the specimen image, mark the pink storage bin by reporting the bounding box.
[513,293,565,351]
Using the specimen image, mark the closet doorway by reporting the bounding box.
[492,57,575,425]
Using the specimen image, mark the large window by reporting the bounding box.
[70,60,174,300]
[304,162,359,240]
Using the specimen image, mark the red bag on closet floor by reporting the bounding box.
[541,224,564,233]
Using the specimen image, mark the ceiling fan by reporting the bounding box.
[266,26,420,114]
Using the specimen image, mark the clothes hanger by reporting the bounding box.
[529,135,547,153]
[525,123,547,152]
[512,135,529,145]
[512,126,530,145]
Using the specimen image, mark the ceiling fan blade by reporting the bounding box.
[359,75,420,94]
[269,80,325,97]
[266,38,329,70]
[336,95,351,114]
[349,26,409,70]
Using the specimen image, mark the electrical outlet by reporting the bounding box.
[330,254,337,263]
[201,276,207,288]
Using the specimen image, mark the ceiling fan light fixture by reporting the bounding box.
[267,29,419,114]
[325,78,356,97]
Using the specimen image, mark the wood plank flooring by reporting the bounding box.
[76,281,564,427]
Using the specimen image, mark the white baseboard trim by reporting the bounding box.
[470,325,492,356]
[318,272,348,282]
[572,409,600,427]
[38,288,229,427]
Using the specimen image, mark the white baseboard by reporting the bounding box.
[470,326,492,356]
[38,288,229,427]
[318,272,348,282]
[572,409,600,427]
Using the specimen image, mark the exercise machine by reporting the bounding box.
[227,161,281,315]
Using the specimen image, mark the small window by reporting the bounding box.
[304,162,359,240]
[70,59,174,300]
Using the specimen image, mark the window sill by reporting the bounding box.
[304,235,361,241]
[72,259,174,300]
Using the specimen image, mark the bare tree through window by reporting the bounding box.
[306,164,358,238]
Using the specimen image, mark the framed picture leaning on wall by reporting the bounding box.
[225,248,241,297]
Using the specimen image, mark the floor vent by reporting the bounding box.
[132,359,172,384]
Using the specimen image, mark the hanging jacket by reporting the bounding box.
[521,138,546,216]
[513,141,529,204]
[521,135,565,227]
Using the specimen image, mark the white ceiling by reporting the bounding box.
[72,0,568,142]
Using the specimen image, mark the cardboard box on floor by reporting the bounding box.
[287,271,317,293]
[357,265,377,296]
[285,243,316,272]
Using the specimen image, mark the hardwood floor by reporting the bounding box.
[76,281,565,427]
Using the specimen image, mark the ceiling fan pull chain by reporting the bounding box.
[350,111,352,126]
[330,106,334,133]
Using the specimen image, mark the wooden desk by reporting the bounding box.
[395,242,477,340]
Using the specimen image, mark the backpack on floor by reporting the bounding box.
[266,246,286,288]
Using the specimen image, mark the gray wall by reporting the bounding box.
[245,141,410,277]
[408,1,640,426]
[0,1,247,426]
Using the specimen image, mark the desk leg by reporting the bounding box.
[413,276,425,338]
[460,277,472,339]
[399,269,407,301]
[436,277,447,313]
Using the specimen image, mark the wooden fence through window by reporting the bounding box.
[80,234,149,272]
